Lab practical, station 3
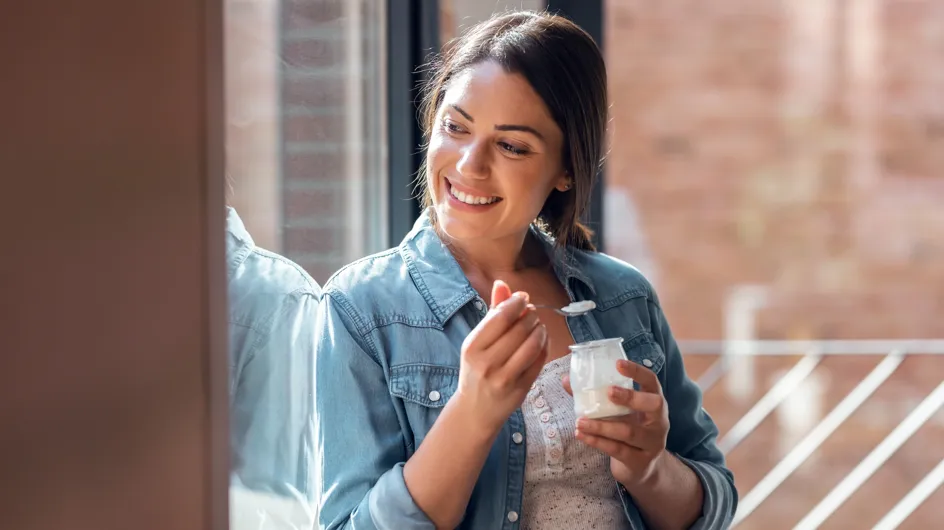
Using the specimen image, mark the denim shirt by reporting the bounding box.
[226,207,321,527]
[315,212,736,530]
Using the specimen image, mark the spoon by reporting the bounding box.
[530,300,596,317]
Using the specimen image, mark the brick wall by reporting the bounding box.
[278,0,386,283]
[603,1,944,528]
[604,0,944,341]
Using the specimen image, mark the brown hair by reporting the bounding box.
[417,11,608,251]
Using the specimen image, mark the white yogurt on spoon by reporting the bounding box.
[559,300,596,315]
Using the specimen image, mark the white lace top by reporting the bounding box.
[521,354,630,529]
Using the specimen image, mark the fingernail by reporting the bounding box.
[617,359,631,370]
[577,418,589,429]
[609,386,627,399]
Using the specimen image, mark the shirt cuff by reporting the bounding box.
[366,462,437,530]
[676,456,738,530]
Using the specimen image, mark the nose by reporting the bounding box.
[455,139,490,180]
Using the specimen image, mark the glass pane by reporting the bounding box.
[226,0,387,282]
[440,0,545,43]
[224,0,386,527]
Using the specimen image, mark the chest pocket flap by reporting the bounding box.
[621,332,666,374]
[389,363,459,408]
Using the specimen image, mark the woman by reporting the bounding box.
[315,11,736,530]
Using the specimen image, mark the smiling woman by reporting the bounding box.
[314,10,736,530]
[418,17,606,253]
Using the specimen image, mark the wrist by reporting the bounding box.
[446,392,505,444]
[619,450,670,492]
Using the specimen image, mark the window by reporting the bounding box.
[440,0,545,43]
[224,1,387,527]
[226,0,387,283]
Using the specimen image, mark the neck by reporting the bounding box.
[439,226,548,287]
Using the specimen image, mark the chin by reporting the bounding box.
[433,204,490,241]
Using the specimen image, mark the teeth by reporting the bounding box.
[450,183,497,205]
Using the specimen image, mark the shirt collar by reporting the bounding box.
[399,210,597,325]
[225,207,254,279]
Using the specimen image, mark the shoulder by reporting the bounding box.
[322,247,409,308]
[320,247,430,332]
[229,247,321,330]
[570,249,660,309]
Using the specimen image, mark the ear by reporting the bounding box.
[554,173,573,193]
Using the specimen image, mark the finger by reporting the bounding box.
[499,321,548,380]
[490,280,513,309]
[467,292,530,348]
[574,429,635,463]
[607,386,663,414]
[517,330,549,388]
[485,308,540,362]
[617,359,663,395]
[561,374,573,396]
[576,417,638,447]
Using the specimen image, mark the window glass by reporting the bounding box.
[223,1,387,527]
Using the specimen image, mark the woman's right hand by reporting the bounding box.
[455,280,549,433]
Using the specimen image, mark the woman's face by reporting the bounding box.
[426,60,570,245]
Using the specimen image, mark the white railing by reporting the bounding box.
[677,340,944,530]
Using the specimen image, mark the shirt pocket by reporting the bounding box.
[621,331,666,375]
[389,363,460,407]
[389,363,460,451]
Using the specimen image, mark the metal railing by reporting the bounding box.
[677,340,944,530]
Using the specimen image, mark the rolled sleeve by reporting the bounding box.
[366,463,437,529]
[650,299,738,528]
[315,291,435,530]
[677,456,738,530]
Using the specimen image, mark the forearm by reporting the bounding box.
[625,451,704,530]
[403,394,499,529]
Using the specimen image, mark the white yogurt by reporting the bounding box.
[561,300,596,315]
[569,337,633,419]
[574,384,634,419]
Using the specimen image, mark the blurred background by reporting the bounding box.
[225,0,944,528]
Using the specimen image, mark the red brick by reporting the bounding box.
[283,225,341,255]
[282,37,346,70]
[283,150,345,181]
[283,187,344,219]
[281,0,344,31]
[295,259,345,285]
[604,0,944,341]
[283,113,345,143]
[282,75,346,107]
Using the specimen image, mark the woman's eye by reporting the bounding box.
[499,142,528,156]
[441,120,464,134]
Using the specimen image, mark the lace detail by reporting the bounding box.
[521,354,630,529]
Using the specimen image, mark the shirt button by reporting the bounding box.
[642,358,654,368]
[512,432,523,444]
[546,427,558,439]
[428,390,441,402]
[507,511,519,523]
[549,448,562,459]
[540,412,551,423]
[534,397,546,408]
[473,299,486,313]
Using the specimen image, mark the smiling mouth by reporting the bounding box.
[446,179,502,206]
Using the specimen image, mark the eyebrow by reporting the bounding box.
[450,104,546,141]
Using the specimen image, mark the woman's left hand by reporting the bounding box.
[562,359,670,488]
